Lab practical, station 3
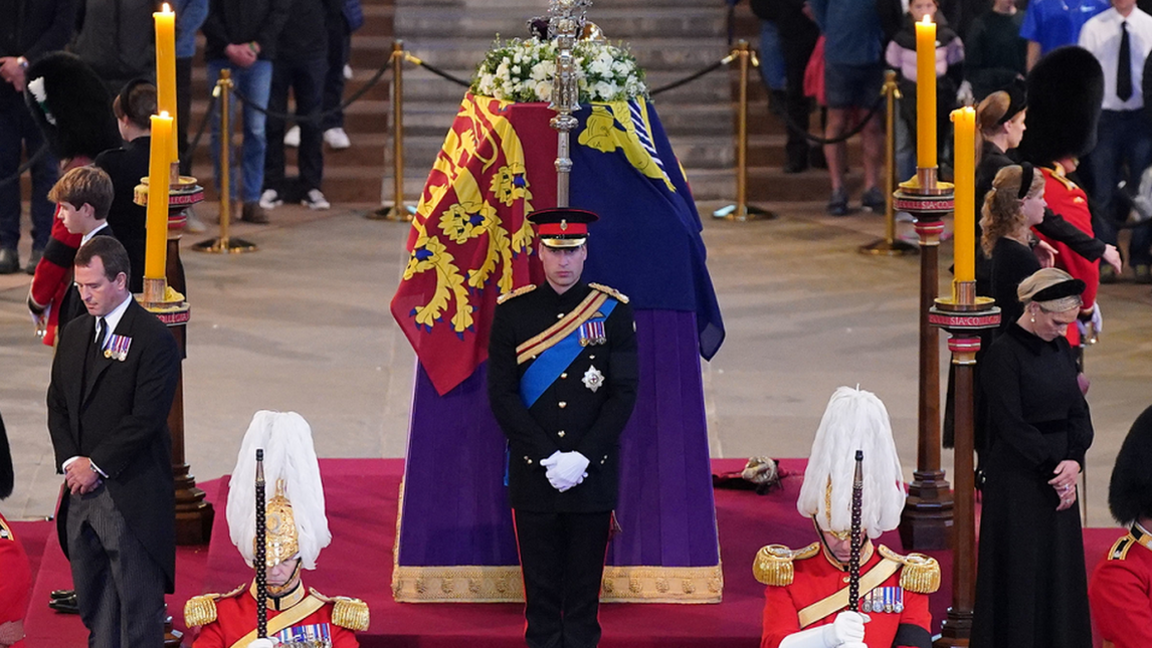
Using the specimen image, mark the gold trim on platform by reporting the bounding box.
[391,563,724,604]
[392,475,724,603]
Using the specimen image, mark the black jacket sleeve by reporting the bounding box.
[488,303,563,462]
[1036,208,1106,261]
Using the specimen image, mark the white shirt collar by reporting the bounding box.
[96,293,133,346]
[81,222,110,247]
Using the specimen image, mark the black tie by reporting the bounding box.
[95,317,108,354]
[1119,21,1133,101]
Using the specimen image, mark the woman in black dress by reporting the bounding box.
[971,268,1094,648]
[93,80,154,294]
[981,163,1047,332]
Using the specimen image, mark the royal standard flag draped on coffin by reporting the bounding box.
[390,93,724,396]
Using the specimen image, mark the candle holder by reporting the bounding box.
[894,167,954,551]
[929,285,999,647]
[135,164,216,545]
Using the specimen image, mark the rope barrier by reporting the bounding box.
[186,91,218,158]
[230,53,393,123]
[0,144,49,190]
[650,58,729,96]
[776,95,886,146]
[405,54,472,88]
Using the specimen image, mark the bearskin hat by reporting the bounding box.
[0,411,12,500]
[1108,404,1152,525]
[23,52,122,163]
[1017,46,1104,166]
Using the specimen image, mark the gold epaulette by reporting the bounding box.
[1107,534,1135,561]
[311,589,370,631]
[184,583,246,627]
[753,542,820,586]
[497,284,536,304]
[589,283,629,304]
[878,545,940,594]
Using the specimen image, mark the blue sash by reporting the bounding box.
[519,298,616,408]
[504,297,617,486]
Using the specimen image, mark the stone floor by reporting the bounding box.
[1,197,1149,529]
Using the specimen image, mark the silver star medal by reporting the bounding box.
[582,365,604,392]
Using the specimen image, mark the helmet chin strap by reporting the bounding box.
[265,558,303,598]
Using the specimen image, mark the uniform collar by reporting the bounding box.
[249,579,307,611]
[820,539,875,571]
[1133,521,1152,553]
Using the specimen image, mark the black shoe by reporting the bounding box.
[861,187,886,213]
[49,592,80,614]
[241,202,270,224]
[783,157,808,174]
[50,589,74,600]
[827,188,850,216]
[0,248,18,274]
[25,248,43,274]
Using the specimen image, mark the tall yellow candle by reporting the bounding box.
[144,112,173,281]
[952,106,976,286]
[915,16,937,170]
[154,4,178,162]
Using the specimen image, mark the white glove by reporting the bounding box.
[821,611,868,647]
[777,611,868,648]
[1092,302,1103,334]
[247,639,277,648]
[956,80,974,105]
[545,451,589,492]
[540,451,570,491]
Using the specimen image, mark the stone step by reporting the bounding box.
[370,36,735,72]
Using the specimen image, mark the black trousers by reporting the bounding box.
[778,18,820,166]
[513,509,612,648]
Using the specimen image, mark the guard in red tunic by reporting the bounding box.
[1088,404,1152,648]
[755,387,939,648]
[184,411,368,647]
[0,414,31,648]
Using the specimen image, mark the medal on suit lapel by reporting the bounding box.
[578,318,607,347]
[583,365,604,392]
[105,334,132,361]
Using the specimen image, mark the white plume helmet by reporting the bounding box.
[226,410,331,570]
[796,386,906,539]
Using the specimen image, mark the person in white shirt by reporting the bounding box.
[1078,0,1152,281]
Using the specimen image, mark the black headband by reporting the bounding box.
[996,80,1028,125]
[1018,163,1034,200]
[1031,278,1086,303]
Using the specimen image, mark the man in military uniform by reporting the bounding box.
[1088,404,1152,647]
[755,387,939,648]
[488,207,639,648]
[184,411,368,647]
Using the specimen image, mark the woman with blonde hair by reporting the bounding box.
[972,267,1094,648]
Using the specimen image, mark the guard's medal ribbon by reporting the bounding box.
[104,334,132,361]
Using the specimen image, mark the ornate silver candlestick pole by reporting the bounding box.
[548,0,590,207]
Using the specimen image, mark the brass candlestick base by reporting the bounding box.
[192,235,258,253]
[929,290,1000,647]
[896,168,955,552]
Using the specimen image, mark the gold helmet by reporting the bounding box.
[227,411,330,570]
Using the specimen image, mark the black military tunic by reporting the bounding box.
[488,280,639,513]
[488,279,638,648]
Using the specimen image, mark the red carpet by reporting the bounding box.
[13,458,1122,648]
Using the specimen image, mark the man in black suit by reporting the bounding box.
[488,208,639,648]
[47,236,179,648]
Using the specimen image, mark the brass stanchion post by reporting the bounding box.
[930,285,999,647]
[372,41,415,221]
[194,69,257,253]
[714,41,776,221]
[895,167,954,551]
[860,71,917,256]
